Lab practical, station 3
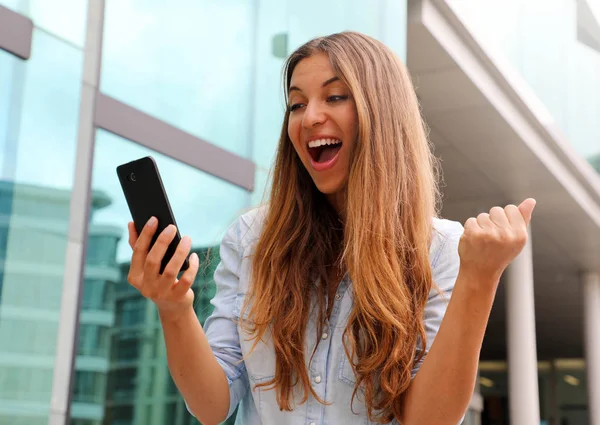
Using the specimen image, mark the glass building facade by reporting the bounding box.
[0,1,407,424]
[478,360,591,425]
[448,0,600,174]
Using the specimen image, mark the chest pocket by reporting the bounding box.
[336,304,380,424]
[336,290,360,387]
[232,293,276,383]
[339,350,359,387]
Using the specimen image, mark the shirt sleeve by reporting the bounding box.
[185,217,250,420]
[411,220,464,379]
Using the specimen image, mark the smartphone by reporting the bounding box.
[117,156,189,274]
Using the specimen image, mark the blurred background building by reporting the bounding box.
[1,1,599,425]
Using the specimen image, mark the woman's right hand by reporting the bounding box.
[126,216,199,321]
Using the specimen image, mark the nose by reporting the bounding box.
[302,101,327,129]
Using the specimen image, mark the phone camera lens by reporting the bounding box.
[129,173,137,182]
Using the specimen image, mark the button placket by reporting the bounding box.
[306,279,350,425]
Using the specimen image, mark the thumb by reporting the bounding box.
[518,198,537,227]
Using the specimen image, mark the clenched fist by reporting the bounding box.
[458,198,537,286]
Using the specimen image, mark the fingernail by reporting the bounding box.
[166,224,176,235]
[147,217,157,226]
[191,252,199,262]
[181,235,191,247]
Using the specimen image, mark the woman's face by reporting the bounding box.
[287,53,358,207]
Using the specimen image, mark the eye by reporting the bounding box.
[327,95,348,103]
[288,103,305,112]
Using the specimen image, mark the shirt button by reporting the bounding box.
[314,375,322,384]
[335,293,342,300]
[321,332,328,340]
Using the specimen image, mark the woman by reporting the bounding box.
[126,32,536,425]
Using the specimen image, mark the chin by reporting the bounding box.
[315,185,338,195]
[313,177,346,195]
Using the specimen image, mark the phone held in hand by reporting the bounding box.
[116,156,190,274]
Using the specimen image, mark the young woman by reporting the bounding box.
[126,32,536,425]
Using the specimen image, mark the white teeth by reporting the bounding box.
[308,138,342,148]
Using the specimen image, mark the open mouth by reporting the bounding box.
[307,138,343,163]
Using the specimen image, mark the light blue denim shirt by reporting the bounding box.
[189,207,464,425]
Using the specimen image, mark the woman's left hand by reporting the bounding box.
[458,198,537,287]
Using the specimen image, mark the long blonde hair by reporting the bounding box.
[241,31,441,423]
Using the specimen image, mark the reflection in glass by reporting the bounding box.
[71,131,246,424]
[0,29,81,424]
[78,324,110,358]
[91,131,248,263]
[447,0,600,174]
[0,0,87,47]
[101,0,255,158]
[100,245,224,425]
[555,367,588,425]
[73,371,105,404]
[479,361,589,425]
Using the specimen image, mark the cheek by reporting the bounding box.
[340,105,358,136]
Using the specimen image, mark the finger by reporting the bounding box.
[489,206,510,228]
[128,222,139,249]
[504,204,526,228]
[477,212,494,230]
[133,217,158,255]
[130,217,158,280]
[126,263,143,291]
[161,235,192,283]
[464,217,479,233]
[145,224,178,278]
[172,252,199,299]
[518,198,537,227]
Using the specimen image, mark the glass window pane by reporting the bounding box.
[81,279,115,312]
[251,0,287,171]
[447,0,600,174]
[0,0,87,48]
[556,365,588,425]
[288,0,386,50]
[479,369,509,424]
[101,0,256,158]
[0,30,82,186]
[73,371,105,404]
[71,130,248,424]
[77,324,110,357]
[0,29,81,423]
[92,131,249,260]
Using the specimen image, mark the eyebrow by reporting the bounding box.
[289,76,340,93]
